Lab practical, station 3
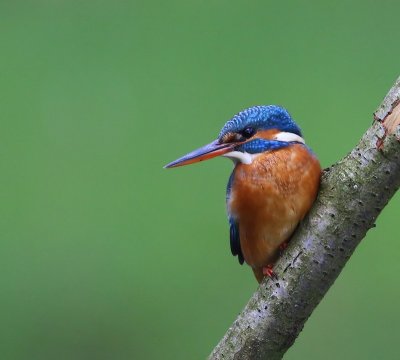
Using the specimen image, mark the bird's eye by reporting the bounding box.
[241,127,255,139]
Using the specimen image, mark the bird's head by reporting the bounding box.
[164,105,305,168]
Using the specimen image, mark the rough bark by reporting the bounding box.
[209,76,400,360]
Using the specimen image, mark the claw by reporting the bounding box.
[279,241,288,254]
[262,264,278,280]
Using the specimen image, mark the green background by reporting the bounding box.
[2,1,399,359]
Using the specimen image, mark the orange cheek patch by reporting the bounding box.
[253,129,280,141]
[221,132,242,143]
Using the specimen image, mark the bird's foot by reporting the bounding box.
[262,264,278,280]
[279,242,288,254]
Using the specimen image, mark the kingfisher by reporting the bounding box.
[165,105,321,283]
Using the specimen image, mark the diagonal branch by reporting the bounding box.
[209,76,400,360]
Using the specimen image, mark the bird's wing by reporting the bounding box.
[229,216,244,265]
[226,172,244,265]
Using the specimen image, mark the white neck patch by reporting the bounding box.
[273,131,305,144]
[222,131,305,164]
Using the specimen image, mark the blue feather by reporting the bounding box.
[226,171,244,265]
[235,138,293,154]
[218,105,302,140]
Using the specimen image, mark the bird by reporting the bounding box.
[164,105,321,283]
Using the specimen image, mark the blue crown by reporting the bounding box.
[218,105,302,140]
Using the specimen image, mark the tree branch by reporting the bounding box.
[209,76,400,360]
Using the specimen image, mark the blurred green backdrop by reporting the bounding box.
[1,1,400,359]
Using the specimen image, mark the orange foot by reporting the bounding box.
[279,241,288,252]
[262,264,278,280]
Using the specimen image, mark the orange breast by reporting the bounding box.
[228,144,321,271]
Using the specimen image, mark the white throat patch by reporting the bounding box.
[222,151,257,164]
[222,131,305,164]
